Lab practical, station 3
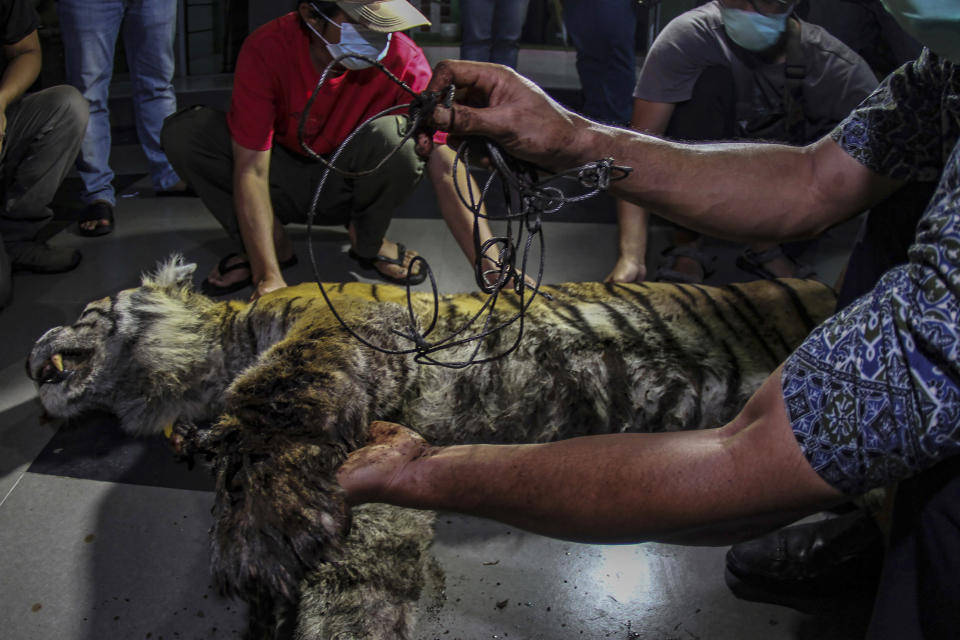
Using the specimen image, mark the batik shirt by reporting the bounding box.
[782,49,960,495]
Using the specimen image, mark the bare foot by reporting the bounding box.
[758,253,802,278]
[79,200,113,234]
[668,255,704,280]
[205,253,252,289]
[372,239,423,281]
[204,250,295,290]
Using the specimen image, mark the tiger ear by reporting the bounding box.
[142,254,198,288]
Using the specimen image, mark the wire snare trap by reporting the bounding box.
[299,52,631,367]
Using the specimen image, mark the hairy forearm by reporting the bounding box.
[0,48,40,110]
[386,432,808,545]
[358,373,845,546]
[572,124,835,244]
[428,61,899,244]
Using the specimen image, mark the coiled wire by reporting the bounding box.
[298,52,630,368]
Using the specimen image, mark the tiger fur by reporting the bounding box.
[27,255,836,639]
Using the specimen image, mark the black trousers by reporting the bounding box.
[866,456,960,639]
[0,85,88,244]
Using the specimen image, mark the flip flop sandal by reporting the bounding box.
[654,245,713,284]
[77,202,115,237]
[736,246,816,280]
[348,243,427,286]
[200,252,299,296]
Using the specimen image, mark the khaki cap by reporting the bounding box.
[334,0,431,32]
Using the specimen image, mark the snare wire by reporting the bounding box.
[297,52,630,367]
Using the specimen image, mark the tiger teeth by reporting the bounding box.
[51,354,64,372]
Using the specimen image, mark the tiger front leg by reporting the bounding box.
[205,326,413,603]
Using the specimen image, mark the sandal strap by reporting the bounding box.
[375,243,408,267]
[656,244,713,283]
[216,252,246,275]
[655,267,704,284]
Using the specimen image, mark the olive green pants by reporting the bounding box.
[161,105,424,258]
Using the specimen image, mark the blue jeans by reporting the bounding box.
[459,0,531,69]
[59,0,181,205]
[563,0,640,126]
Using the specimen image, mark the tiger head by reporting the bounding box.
[26,256,224,436]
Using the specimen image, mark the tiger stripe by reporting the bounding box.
[720,285,794,363]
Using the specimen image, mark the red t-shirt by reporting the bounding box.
[227,12,432,157]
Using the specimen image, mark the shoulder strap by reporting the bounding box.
[783,17,807,145]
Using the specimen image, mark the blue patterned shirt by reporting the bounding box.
[783,49,960,495]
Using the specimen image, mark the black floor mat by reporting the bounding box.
[28,410,215,492]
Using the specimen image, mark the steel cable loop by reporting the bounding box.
[296,51,631,367]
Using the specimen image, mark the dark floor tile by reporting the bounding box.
[29,411,214,492]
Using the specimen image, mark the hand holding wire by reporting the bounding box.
[298,53,630,367]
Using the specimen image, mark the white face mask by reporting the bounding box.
[305,8,392,70]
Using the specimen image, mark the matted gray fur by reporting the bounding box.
[27,255,836,639]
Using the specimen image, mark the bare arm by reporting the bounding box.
[427,144,496,269]
[338,368,846,546]
[610,100,675,282]
[0,29,41,109]
[232,141,286,299]
[428,61,904,244]
[0,30,42,149]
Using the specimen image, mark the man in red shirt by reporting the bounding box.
[163,0,493,298]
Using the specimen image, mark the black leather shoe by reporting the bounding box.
[725,512,884,610]
[8,240,81,274]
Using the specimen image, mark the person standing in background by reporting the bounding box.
[562,0,643,126]
[59,0,189,238]
[459,0,530,69]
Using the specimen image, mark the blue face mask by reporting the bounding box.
[720,6,790,52]
[881,0,960,63]
[305,9,392,70]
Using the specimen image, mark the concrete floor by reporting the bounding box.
[1,143,874,639]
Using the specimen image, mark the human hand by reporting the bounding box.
[604,256,647,284]
[251,272,287,301]
[336,421,433,506]
[425,60,592,172]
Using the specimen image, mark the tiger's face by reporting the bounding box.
[28,294,129,418]
[26,258,217,435]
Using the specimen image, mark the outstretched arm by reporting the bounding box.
[426,61,904,245]
[337,368,845,546]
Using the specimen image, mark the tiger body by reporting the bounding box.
[27,257,836,639]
